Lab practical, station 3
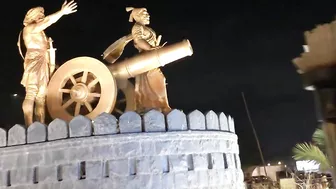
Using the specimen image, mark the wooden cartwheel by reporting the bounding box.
[46,57,135,122]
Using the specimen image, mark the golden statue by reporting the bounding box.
[18,1,77,126]
[104,7,172,114]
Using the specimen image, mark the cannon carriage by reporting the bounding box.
[46,39,193,122]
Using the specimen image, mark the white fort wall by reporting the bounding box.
[0,109,244,189]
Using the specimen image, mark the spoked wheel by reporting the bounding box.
[47,57,117,122]
[113,79,136,116]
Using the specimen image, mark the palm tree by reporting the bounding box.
[292,128,331,171]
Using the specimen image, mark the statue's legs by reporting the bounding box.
[147,68,171,114]
[160,96,171,114]
[134,76,145,114]
[135,68,171,114]
[22,85,38,126]
[35,86,47,124]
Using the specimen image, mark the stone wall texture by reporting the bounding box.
[0,109,244,189]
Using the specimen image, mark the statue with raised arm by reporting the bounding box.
[18,1,77,126]
[104,7,171,114]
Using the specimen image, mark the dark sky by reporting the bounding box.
[1,0,336,167]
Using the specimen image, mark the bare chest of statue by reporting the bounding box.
[23,30,48,50]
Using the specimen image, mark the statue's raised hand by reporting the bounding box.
[61,0,77,15]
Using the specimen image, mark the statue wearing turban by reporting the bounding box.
[18,1,77,126]
[103,7,171,114]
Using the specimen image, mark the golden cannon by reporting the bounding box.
[46,39,193,122]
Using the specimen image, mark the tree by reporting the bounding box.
[292,128,331,171]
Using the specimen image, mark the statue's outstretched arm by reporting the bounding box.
[28,1,77,33]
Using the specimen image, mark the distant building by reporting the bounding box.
[245,164,286,182]
[295,160,320,172]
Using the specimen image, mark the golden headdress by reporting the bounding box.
[126,7,147,22]
[23,7,44,26]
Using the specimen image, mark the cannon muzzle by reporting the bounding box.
[109,39,193,79]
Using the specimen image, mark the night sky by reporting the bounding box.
[1,0,336,167]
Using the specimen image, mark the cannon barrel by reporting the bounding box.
[109,39,193,79]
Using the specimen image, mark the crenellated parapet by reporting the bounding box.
[0,109,244,189]
[2,109,236,146]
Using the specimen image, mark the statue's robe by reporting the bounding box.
[21,48,50,90]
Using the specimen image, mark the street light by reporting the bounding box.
[13,94,18,97]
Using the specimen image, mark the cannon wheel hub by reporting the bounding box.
[70,83,90,102]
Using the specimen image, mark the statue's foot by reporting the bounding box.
[136,108,165,115]
[162,107,172,115]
